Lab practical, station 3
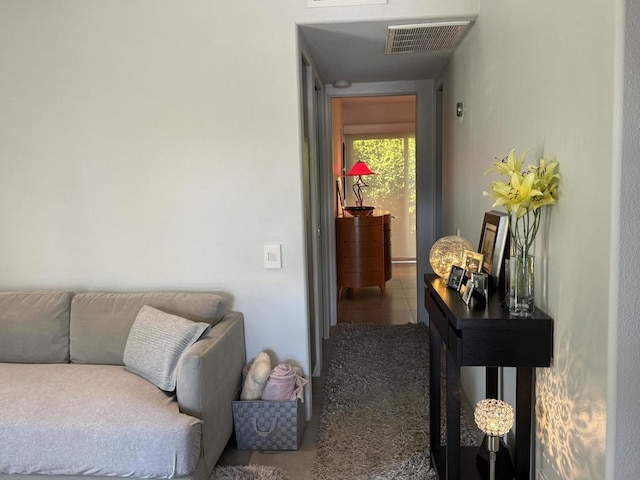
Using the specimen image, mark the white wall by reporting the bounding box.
[0,0,479,416]
[607,1,640,479]
[441,1,618,478]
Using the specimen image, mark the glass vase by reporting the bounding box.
[508,247,535,316]
[508,211,537,316]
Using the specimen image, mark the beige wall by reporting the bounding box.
[341,96,416,126]
[441,1,618,479]
[0,0,479,415]
[608,2,640,478]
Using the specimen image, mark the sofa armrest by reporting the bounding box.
[176,311,245,474]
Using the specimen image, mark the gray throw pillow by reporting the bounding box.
[123,305,211,391]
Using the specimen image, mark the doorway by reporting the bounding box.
[339,95,417,261]
[334,95,418,323]
[322,80,438,336]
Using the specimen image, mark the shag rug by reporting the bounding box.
[210,465,289,480]
[310,323,479,480]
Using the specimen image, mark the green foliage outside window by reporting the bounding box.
[351,137,416,220]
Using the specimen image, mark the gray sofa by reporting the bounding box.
[0,290,245,480]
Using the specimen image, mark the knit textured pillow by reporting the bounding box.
[123,305,211,391]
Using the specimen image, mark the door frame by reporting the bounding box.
[322,79,438,332]
[301,53,327,378]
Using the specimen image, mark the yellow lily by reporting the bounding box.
[511,174,539,217]
[484,148,531,177]
[484,148,561,251]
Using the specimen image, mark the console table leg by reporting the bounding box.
[446,347,461,480]
[486,366,499,399]
[515,367,534,480]
[429,322,441,458]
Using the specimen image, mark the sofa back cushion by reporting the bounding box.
[0,291,73,363]
[70,292,227,365]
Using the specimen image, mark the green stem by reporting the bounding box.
[509,209,541,256]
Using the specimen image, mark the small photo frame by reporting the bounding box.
[461,250,484,277]
[471,271,489,305]
[461,282,474,305]
[336,179,345,216]
[446,265,465,291]
[471,271,488,293]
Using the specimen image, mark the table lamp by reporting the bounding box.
[343,161,375,216]
[474,398,514,480]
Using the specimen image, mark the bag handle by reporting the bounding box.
[251,416,279,437]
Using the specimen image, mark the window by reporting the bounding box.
[345,133,416,260]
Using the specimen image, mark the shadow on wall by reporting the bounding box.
[535,317,606,479]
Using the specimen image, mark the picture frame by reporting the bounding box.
[461,281,474,305]
[461,250,484,277]
[471,271,487,292]
[336,179,345,216]
[471,271,489,305]
[446,265,465,291]
[478,210,510,288]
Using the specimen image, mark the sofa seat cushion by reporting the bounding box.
[0,364,202,479]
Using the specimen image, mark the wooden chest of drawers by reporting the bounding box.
[335,212,391,297]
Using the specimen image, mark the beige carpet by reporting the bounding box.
[211,465,288,480]
[310,323,479,480]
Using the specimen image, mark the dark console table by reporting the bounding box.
[424,274,553,480]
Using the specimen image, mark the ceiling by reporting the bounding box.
[298,18,475,85]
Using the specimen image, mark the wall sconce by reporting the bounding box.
[456,102,464,117]
[429,235,474,279]
[474,399,514,480]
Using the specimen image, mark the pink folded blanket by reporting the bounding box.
[261,363,307,401]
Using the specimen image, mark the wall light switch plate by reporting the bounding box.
[264,244,282,269]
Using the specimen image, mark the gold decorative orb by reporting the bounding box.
[429,236,474,279]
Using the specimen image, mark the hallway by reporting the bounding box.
[218,262,420,478]
[337,262,417,324]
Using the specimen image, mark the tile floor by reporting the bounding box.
[216,263,418,479]
[337,263,418,324]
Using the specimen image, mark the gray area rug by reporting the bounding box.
[211,465,289,480]
[311,323,479,480]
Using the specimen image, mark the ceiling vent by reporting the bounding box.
[385,21,471,54]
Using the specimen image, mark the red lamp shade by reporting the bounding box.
[343,161,375,210]
[345,161,375,177]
